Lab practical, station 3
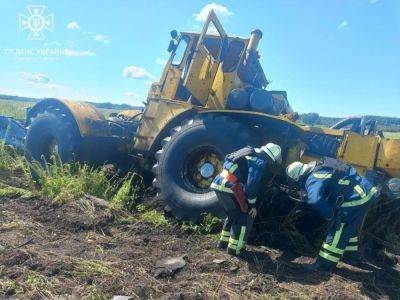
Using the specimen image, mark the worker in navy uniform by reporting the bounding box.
[210,143,282,256]
[286,158,379,272]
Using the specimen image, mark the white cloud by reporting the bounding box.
[145,81,153,86]
[13,74,100,101]
[19,72,50,84]
[67,21,81,30]
[156,58,167,65]
[337,21,348,30]
[83,31,93,36]
[63,49,96,57]
[94,34,111,44]
[369,0,380,4]
[123,66,153,79]
[19,72,65,91]
[66,41,75,44]
[193,3,233,22]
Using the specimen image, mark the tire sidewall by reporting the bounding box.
[26,112,81,162]
[157,116,251,217]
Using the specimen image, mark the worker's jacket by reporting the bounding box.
[304,165,379,220]
[210,153,269,208]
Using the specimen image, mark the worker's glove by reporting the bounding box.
[249,207,257,219]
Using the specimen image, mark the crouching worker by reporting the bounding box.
[286,158,379,272]
[210,143,282,257]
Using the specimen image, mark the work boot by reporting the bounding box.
[218,240,228,250]
[305,261,336,273]
[227,247,247,258]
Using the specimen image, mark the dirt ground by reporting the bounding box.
[1,172,400,299]
[1,197,400,300]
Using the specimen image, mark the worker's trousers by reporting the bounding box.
[317,185,378,268]
[215,191,253,255]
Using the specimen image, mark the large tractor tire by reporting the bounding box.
[152,114,252,221]
[25,107,81,164]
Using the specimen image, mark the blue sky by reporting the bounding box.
[0,0,399,117]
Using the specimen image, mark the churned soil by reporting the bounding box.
[1,198,400,299]
[0,178,400,299]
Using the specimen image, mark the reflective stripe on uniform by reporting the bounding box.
[319,250,340,263]
[228,237,238,245]
[236,226,246,254]
[229,164,238,173]
[313,173,333,179]
[210,182,233,193]
[341,187,378,207]
[338,179,350,185]
[228,237,238,250]
[345,245,358,251]
[322,243,344,255]
[349,237,358,243]
[220,230,230,241]
[332,223,345,248]
[354,185,367,198]
[220,169,230,178]
[245,156,257,161]
[248,198,257,204]
[221,230,230,237]
[220,236,229,242]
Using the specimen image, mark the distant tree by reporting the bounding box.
[300,113,321,126]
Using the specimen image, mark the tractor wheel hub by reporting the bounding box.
[199,162,215,179]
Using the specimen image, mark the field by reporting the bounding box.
[0,99,33,120]
[0,98,400,298]
[384,131,400,139]
[0,98,121,120]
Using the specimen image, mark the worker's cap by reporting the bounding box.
[256,143,282,164]
[286,161,314,182]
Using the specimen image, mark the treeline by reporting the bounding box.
[0,94,142,111]
[300,113,400,132]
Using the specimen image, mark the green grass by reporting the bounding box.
[0,186,33,198]
[181,214,223,235]
[384,131,400,139]
[31,157,116,204]
[137,205,170,227]
[29,155,144,208]
[67,258,115,277]
[0,142,28,173]
[0,99,34,120]
[0,98,120,120]
[111,173,143,210]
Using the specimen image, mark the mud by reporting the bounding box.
[1,193,400,300]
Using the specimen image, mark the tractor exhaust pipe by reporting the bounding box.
[247,29,263,52]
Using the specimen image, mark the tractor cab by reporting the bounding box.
[154,10,280,111]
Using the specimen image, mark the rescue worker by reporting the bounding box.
[210,143,282,256]
[286,157,379,272]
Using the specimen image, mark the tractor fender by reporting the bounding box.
[198,110,308,166]
[26,98,111,137]
[198,110,305,134]
[147,108,198,157]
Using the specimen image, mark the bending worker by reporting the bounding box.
[286,157,379,272]
[211,143,282,256]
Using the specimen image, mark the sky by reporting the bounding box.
[0,0,399,117]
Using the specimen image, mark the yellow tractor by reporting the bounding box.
[25,11,400,221]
